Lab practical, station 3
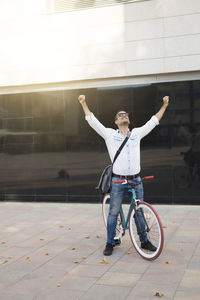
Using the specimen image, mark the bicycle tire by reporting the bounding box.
[102,194,125,238]
[129,201,164,261]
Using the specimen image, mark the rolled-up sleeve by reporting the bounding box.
[85,113,110,140]
[135,115,159,139]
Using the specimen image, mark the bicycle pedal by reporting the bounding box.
[114,238,121,246]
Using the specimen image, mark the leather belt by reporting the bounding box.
[112,173,140,179]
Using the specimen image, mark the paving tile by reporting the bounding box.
[187,255,200,270]
[125,281,177,300]
[0,292,33,300]
[60,274,98,291]
[178,269,200,291]
[80,246,121,265]
[193,242,200,255]
[96,271,141,287]
[141,262,185,285]
[68,264,110,277]
[80,285,132,300]
[0,270,27,290]
[35,287,84,300]
[1,277,52,297]
[173,290,200,300]
[109,258,150,274]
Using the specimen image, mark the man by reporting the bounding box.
[78,94,169,256]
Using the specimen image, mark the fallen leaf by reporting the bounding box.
[165,261,171,264]
[126,251,131,255]
[85,236,90,239]
[25,256,30,260]
[96,235,101,238]
[57,283,61,287]
[71,248,76,250]
[1,241,5,244]
[154,292,164,297]
[59,225,64,228]
[0,260,8,265]
[82,256,87,260]
[50,275,54,278]
[99,259,109,264]
[73,261,79,264]
[162,226,167,229]
[45,252,49,256]
[40,238,44,241]
[8,256,14,259]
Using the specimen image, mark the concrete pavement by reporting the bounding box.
[0,202,200,300]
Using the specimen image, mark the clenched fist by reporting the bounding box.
[163,96,169,106]
[78,95,86,104]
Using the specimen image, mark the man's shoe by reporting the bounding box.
[103,243,114,256]
[141,240,157,252]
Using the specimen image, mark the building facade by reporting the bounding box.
[0,0,200,203]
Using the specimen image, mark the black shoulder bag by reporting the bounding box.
[96,132,131,194]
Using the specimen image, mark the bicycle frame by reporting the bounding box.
[119,185,150,238]
[119,187,137,231]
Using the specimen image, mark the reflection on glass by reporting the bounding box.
[0,80,200,203]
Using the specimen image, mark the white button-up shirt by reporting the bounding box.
[86,113,159,176]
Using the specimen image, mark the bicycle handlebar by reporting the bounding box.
[114,176,154,185]
[144,176,154,180]
[114,180,126,183]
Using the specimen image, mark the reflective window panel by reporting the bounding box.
[0,80,199,204]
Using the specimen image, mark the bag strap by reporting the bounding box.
[112,131,131,165]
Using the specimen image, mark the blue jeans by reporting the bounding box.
[107,176,148,245]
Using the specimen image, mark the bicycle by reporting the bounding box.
[102,176,164,261]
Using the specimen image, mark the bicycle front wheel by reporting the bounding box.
[102,194,125,238]
[129,202,164,261]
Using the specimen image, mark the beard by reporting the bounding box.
[121,120,130,126]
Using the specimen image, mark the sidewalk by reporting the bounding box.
[0,202,200,300]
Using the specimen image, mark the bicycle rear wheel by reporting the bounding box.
[102,194,125,238]
[129,201,164,261]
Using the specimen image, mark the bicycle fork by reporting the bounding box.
[134,204,150,234]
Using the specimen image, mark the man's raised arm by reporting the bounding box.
[78,95,92,116]
[155,96,169,121]
[78,94,110,140]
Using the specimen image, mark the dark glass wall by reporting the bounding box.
[0,80,200,204]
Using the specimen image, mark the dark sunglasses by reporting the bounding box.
[117,112,129,118]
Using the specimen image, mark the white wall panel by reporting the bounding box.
[125,57,164,76]
[164,14,200,37]
[164,35,200,57]
[125,39,164,61]
[1,0,200,90]
[164,55,200,73]
[125,19,164,41]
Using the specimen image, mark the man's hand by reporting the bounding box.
[78,95,86,104]
[155,96,169,121]
[78,95,91,116]
[163,96,169,106]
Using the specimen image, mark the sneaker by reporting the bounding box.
[103,243,114,256]
[141,240,157,252]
